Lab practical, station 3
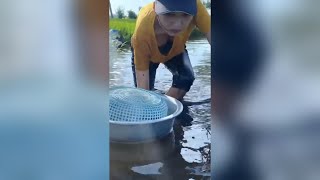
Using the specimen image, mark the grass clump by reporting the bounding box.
[110,18,136,42]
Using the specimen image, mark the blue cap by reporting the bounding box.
[155,0,197,16]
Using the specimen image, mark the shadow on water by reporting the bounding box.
[109,38,211,179]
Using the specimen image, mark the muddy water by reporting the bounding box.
[109,39,211,179]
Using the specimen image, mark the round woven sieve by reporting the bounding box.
[110,87,168,122]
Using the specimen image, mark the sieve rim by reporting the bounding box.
[109,95,183,125]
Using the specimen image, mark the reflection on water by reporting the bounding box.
[109,39,211,179]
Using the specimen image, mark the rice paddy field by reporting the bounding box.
[109,18,205,43]
[109,19,136,43]
[109,34,211,179]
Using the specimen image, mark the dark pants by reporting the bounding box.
[131,43,195,92]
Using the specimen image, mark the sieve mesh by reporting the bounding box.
[110,87,168,122]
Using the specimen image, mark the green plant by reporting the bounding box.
[110,19,136,42]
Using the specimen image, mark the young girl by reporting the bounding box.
[131,0,211,100]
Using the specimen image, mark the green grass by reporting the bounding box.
[109,18,205,43]
[110,18,136,43]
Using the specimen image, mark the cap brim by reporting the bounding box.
[154,1,196,16]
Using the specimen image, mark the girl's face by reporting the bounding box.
[157,12,193,36]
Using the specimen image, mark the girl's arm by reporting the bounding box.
[135,69,150,90]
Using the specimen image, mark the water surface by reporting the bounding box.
[110,39,211,179]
